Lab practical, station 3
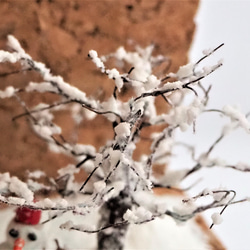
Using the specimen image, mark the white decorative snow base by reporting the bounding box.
[0,194,211,250]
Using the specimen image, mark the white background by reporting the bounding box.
[176,0,250,249]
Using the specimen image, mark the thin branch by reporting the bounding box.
[41,211,67,225]
[194,43,224,67]
[104,160,121,183]
[61,220,129,234]
[76,155,96,168]
[203,109,224,114]
[185,85,198,96]
[0,198,77,211]
[153,178,202,192]
[0,68,30,77]
[79,167,99,192]
[82,103,123,122]
[210,190,236,229]
[12,100,72,121]
[134,63,222,102]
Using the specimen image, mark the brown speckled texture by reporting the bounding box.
[0,0,199,178]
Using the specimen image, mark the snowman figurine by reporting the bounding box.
[0,206,47,250]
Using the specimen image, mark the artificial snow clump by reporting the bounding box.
[9,177,34,203]
[36,198,56,208]
[106,68,124,90]
[57,164,80,177]
[123,207,152,224]
[56,199,69,208]
[27,170,46,179]
[0,86,15,98]
[101,96,121,122]
[7,34,26,55]
[173,200,197,217]
[123,209,138,223]
[211,213,223,225]
[145,75,161,90]
[88,50,105,71]
[114,46,127,60]
[7,197,26,205]
[93,181,106,193]
[235,162,250,171]
[60,220,74,231]
[0,36,250,249]
[32,123,62,140]
[223,105,250,133]
[0,172,10,181]
[26,82,56,93]
[0,174,10,191]
[164,98,203,131]
[0,50,19,63]
[114,122,131,139]
[176,63,194,78]
[163,80,183,91]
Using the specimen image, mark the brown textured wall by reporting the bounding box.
[0,0,199,178]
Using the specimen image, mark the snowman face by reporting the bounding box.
[6,220,45,250]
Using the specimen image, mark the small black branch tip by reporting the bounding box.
[128,67,135,75]
[79,166,99,192]
[195,43,224,66]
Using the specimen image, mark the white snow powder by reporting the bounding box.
[26,82,56,93]
[88,50,105,71]
[114,122,131,138]
[235,162,249,171]
[7,35,26,55]
[93,181,106,193]
[123,207,152,223]
[36,198,56,208]
[60,220,74,230]
[123,209,138,223]
[162,81,183,91]
[145,75,160,90]
[0,86,15,98]
[9,177,34,202]
[211,212,223,225]
[176,63,194,78]
[28,170,46,179]
[7,197,26,205]
[223,105,250,133]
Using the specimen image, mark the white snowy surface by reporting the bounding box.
[0,194,212,250]
[0,207,97,250]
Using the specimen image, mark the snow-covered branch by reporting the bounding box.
[0,35,249,249]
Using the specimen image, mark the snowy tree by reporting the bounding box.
[0,35,249,249]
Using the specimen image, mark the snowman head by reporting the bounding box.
[6,207,45,250]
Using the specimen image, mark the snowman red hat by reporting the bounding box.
[0,206,46,250]
[15,206,41,225]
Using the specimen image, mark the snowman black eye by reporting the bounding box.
[9,228,19,238]
[27,232,37,241]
